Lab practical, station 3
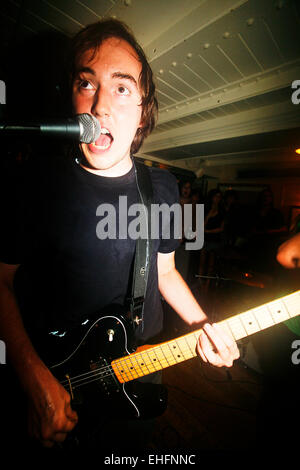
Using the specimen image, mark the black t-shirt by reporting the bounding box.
[1,153,180,342]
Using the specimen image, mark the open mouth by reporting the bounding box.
[91,127,114,150]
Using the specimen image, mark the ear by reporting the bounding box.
[138,118,144,130]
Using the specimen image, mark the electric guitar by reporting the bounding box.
[32,289,300,422]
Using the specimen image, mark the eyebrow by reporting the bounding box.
[111,72,138,88]
[75,67,138,88]
[75,66,96,76]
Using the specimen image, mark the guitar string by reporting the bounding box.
[58,334,199,387]
[59,351,188,387]
[63,339,201,389]
[59,301,287,388]
[63,372,127,390]
[59,296,300,389]
[59,343,196,388]
[59,307,283,387]
[61,357,178,389]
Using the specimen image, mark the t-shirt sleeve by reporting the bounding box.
[150,168,181,254]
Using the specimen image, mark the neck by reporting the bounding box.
[79,154,133,177]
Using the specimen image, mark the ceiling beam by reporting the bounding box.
[141,101,300,153]
[156,62,300,124]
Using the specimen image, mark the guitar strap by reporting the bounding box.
[129,159,153,332]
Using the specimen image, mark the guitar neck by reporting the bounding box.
[111,290,300,384]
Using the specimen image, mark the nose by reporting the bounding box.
[92,87,111,118]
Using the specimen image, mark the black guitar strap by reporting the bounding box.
[129,160,153,332]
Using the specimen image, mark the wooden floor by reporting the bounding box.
[146,248,300,453]
[149,337,262,451]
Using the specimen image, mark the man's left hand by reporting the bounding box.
[197,322,240,367]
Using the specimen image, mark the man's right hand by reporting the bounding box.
[26,370,78,448]
[0,262,78,448]
[277,232,300,268]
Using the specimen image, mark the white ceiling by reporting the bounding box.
[1,0,300,181]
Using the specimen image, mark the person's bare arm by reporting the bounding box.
[157,252,239,367]
[0,262,78,447]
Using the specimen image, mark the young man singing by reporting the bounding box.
[0,19,239,451]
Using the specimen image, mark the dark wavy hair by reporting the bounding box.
[69,18,158,154]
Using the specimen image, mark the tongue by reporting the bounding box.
[94,134,112,147]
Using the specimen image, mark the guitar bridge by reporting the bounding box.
[65,374,74,400]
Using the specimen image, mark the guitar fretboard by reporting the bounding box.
[111,290,300,383]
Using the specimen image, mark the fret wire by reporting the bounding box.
[150,347,166,369]
[112,359,131,383]
[117,360,133,381]
[126,354,141,379]
[120,351,151,379]
[184,335,196,358]
[144,349,160,372]
[272,301,289,321]
[251,308,262,332]
[132,353,147,374]
[167,341,179,364]
[256,307,274,329]
[241,311,260,335]
[284,295,300,317]
[174,339,187,361]
[137,351,153,374]
[130,353,146,377]
[227,316,248,329]
[266,305,276,325]
[138,351,178,366]
[110,290,300,384]
[116,359,132,381]
[113,357,132,380]
[184,333,198,355]
[227,317,247,339]
[282,299,292,319]
[220,320,235,340]
[159,345,172,367]
[129,354,141,377]
[193,332,199,344]
[133,352,159,376]
[159,350,174,367]
[152,348,166,370]
[181,340,193,359]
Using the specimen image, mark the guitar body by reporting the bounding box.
[25,288,300,443]
[33,305,167,421]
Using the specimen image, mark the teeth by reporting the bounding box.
[91,127,112,150]
[92,142,111,150]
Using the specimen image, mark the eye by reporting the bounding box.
[117,85,130,95]
[78,79,94,90]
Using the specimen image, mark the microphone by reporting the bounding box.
[0,113,101,143]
